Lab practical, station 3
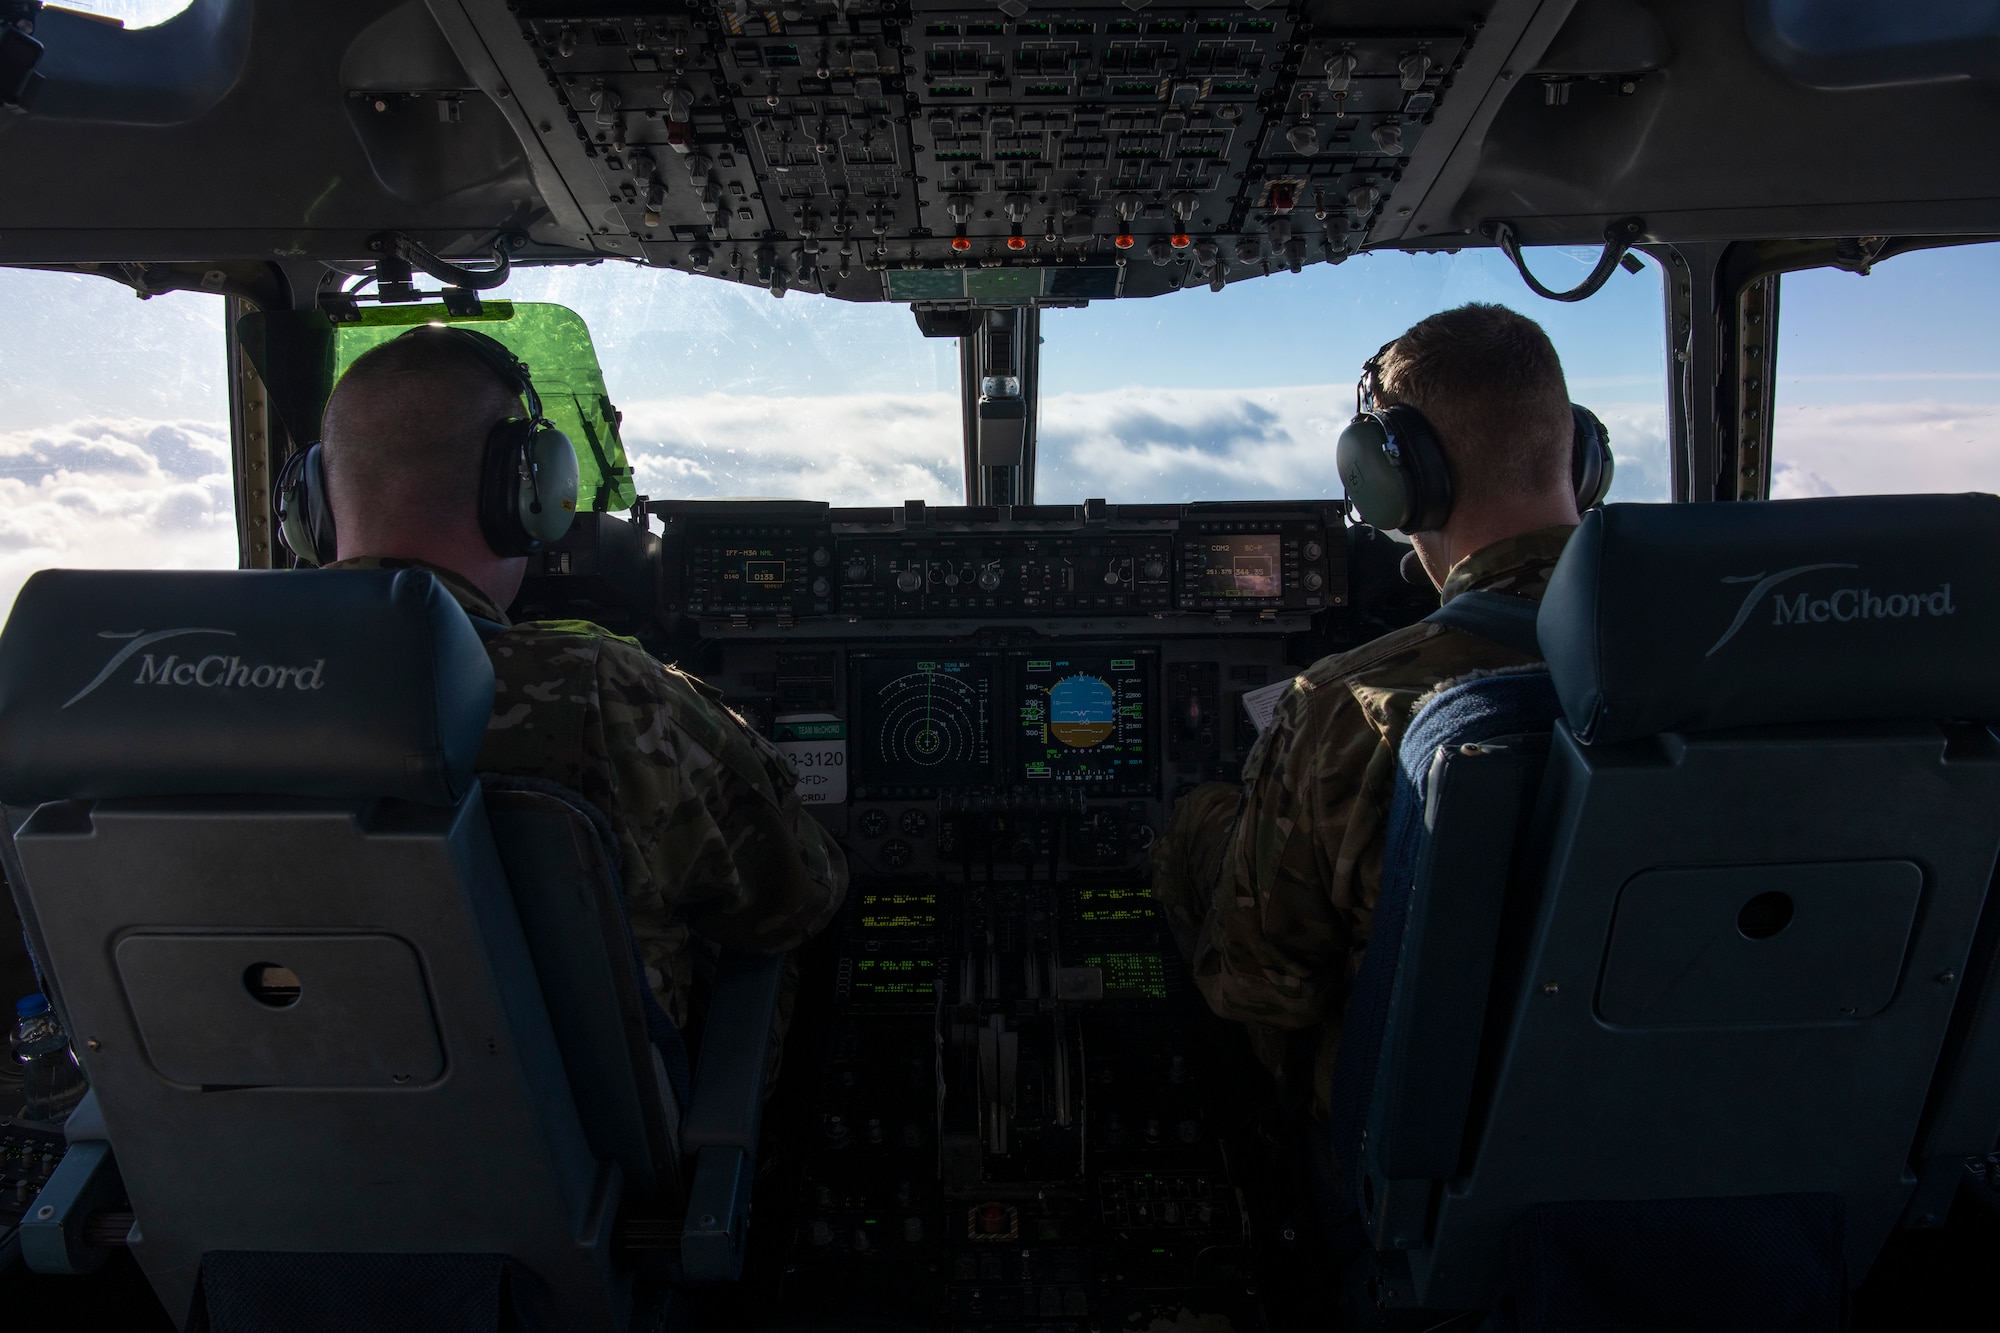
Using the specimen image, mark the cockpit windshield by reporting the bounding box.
[502,244,1671,508]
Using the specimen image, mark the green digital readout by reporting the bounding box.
[1084,952,1170,1000]
[1076,884,1156,925]
[860,891,938,931]
[851,957,938,1003]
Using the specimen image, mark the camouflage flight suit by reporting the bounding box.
[329,557,848,1030]
[1151,525,1574,1118]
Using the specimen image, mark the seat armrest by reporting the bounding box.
[23,1091,123,1276]
[681,951,783,1281]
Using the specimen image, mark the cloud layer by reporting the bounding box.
[0,418,238,611]
[0,394,1987,615]
[620,385,1672,507]
[1772,401,2000,498]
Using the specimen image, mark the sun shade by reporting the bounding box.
[332,301,637,513]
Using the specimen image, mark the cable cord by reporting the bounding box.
[372,231,518,291]
[1486,215,1647,302]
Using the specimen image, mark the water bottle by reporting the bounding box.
[13,993,87,1124]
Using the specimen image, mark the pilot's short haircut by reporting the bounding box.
[1376,303,1575,499]
[319,329,522,522]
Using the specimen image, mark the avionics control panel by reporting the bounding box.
[657,498,1344,631]
[516,496,1433,1333]
[1177,513,1334,611]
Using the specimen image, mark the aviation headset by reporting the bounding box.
[274,325,581,567]
[1335,340,1615,533]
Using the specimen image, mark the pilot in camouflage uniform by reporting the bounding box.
[1151,524,1573,1119]
[329,555,849,1031]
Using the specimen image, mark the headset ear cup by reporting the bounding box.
[478,418,536,557]
[519,424,580,546]
[1391,406,1453,532]
[1335,407,1452,533]
[275,444,335,568]
[1570,404,1615,511]
[1336,414,1416,531]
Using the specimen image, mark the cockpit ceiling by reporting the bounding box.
[2,0,1998,302]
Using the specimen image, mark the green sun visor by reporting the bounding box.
[330,301,637,512]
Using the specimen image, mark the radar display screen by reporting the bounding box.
[1190,534,1282,598]
[1017,652,1152,785]
[852,655,995,790]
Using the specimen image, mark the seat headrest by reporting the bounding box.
[0,569,495,805]
[1539,495,2000,744]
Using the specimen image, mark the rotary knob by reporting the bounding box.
[978,567,1002,592]
[812,546,831,566]
[1140,556,1166,580]
[895,569,922,593]
[812,577,831,598]
[845,559,868,582]
[1303,571,1325,592]
[1303,540,1323,561]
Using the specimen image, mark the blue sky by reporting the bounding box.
[0,240,1995,608]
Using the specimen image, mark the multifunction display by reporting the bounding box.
[1016,652,1152,787]
[851,655,996,792]
[1189,534,1282,599]
[1177,517,1337,611]
[721,546,792,600]
[679,519,826,616]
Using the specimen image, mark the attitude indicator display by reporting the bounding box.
[851,655,995,791]
[1016,652,1152,786]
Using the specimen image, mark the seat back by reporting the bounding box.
[1343,496,2000,1313]
[0,569,669,1330]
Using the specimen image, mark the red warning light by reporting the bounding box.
[1113,232,1136,250]
[1170,233,1192,249]
[1006,235,1028,251]
[951,236,973,252]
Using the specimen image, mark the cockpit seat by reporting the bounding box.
[1331,495,2000,1325]
[0,568,779,1331]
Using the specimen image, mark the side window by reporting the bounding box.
[1774,243,2000,496]
[0,270,236,611]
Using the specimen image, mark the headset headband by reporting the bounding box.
[1357,338,1397,415]
[398,324,545,424]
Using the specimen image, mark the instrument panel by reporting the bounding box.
[657,497,1344,628]
[511,495,1430,1333]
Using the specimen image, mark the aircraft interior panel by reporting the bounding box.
[9,0,2000,1326]
[513,495,1391,1326]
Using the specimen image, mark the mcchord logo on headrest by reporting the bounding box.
[1706,563,1957,658]
[63,628,327,708]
